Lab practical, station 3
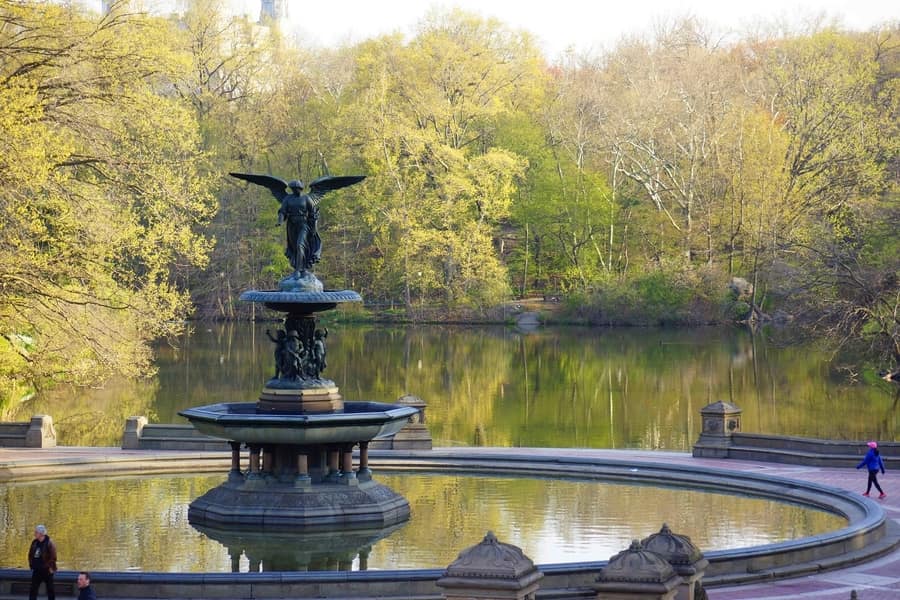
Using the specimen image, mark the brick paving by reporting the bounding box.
[1,446,898,599]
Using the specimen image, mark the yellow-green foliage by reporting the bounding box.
[0,3,214,390]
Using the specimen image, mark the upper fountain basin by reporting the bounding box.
[239,289,361,313]
[179,401,418,445]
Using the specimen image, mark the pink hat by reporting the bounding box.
[867,441,878,448]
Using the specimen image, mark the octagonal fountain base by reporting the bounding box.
[179,400,418,530]
[188,478,411,530]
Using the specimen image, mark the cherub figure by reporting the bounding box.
[283,330,306,380]
[307,327,328,378]
[265,329,287,379]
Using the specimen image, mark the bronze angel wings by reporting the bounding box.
[229,172,366,206]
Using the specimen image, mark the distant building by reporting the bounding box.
[92,0,287,29]
[259,0,287,23]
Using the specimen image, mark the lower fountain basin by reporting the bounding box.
[178,401,418,445]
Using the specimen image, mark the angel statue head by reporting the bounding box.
[229,172,365,281]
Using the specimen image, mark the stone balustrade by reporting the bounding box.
[692,400,898,467]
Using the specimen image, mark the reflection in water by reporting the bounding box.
[0,472,845,572]
[12,323,899,447]
[192,522,406,572]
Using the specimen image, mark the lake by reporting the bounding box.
[14,323,899,447]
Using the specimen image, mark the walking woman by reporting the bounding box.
[857,441,887,499]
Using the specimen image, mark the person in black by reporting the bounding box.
[28,524,57,600]
[76,572,96,600]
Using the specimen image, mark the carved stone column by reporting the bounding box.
[295,453,311,488]
[245,445,263,488]
[261,445,274,477]
[358,441,372,481]
[326,448,340,482]
[341,445,357,485]
[228,442,244,483]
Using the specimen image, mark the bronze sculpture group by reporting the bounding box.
[266,327,328,381]
[231,171,362,384]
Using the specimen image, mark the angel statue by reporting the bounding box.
[230,172,365,285]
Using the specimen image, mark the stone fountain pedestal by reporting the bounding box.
[180,287,417,530]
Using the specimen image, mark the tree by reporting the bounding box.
[339,11,542,308]
[0,1,214,400]
[602,20,737,263]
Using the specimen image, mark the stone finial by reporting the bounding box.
[371,394,432,450]
[640,524,707,573]
[699,401,742,425]
[25,415,56,448]
[444,531,538,579]
[437,531,543,599]
[641,524,708,600]
[397,394,427,423]
[594,540,682,599]
[600,540,678,583]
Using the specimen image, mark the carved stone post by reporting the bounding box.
[594,540,682,599]
[436,531,543,600]
[641,524,708,600]
[24,414,56,448]
[121,416,147,449]
[692,401,742,458]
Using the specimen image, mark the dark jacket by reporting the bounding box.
[857,448,886,473]
[27,536,57,573]
[77,585,97,600]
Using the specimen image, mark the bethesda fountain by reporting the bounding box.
[179,172,417,533]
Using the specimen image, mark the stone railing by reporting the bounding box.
[0,415,56,448]
[692,401,898,468]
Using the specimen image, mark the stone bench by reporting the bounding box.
[0,415,56,448]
